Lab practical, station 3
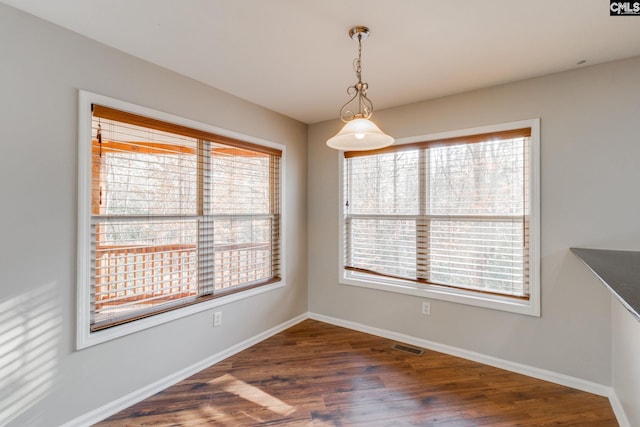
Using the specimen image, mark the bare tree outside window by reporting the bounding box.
[344,130,530,299]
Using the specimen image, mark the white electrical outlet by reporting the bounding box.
[213,311,222,327]
[422,302,431,315]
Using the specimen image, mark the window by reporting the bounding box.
[77,92,284,348]
[340,120,539,315]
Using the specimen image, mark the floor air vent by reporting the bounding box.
[391,343,424,356]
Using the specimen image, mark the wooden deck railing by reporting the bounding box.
[94,243,271,310]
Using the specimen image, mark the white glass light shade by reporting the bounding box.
[326,118,394,151]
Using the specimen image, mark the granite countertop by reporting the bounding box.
[571,248,640,322]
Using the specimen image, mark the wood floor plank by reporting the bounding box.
[95,319,618,426]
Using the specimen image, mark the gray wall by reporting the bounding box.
[0,4,307,426]
[308,55,640,386]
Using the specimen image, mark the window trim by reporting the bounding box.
[77,90,287,349]
[338,119,540,317]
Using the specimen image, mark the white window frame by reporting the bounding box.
[77,90,287,349]
[338,119,540,316]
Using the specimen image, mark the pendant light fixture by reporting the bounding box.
[327,26,394,151]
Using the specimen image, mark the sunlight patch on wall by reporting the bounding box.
[0,282,61,425]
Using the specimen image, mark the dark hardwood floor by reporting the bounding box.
[96,319,618,426]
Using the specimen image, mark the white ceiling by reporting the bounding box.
[3,0,640,124]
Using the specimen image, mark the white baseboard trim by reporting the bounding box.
[308,312,611,397]
[608,390,631,427]
[61,313,307,427]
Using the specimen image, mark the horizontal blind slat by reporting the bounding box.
[93,104,282,156]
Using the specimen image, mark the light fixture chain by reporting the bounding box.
[354,33,362,82]
[340,28,373,122]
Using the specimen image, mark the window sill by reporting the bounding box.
[77,280,285,350]
[340,272,540,317]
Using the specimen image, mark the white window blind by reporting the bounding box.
[90,105,281,331]
[344,128,531,299]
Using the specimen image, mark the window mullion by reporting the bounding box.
[416,149,429,281]
[198,139,214,296]
[344,158,353,268]
[522,136,530,295]
[270,155,281,278]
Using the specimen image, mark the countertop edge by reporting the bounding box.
[570,247,640,323]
